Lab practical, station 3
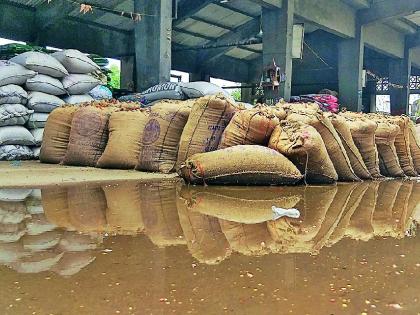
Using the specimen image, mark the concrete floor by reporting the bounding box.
[0,161,180,188]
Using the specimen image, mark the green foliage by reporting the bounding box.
[231,89,241,102]
[108,64,121,89]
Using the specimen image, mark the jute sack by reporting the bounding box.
[0,126,35,146]
[269,121,337,184]
[0,145,33,161]
[184,185,301,224]
[286,109,359,182]
[0,85,28,105]
[63,95,94,105]
[96,109,150,169]
[26,113,49,129]
[135,100,193,173]
[218,105,284,149]
[103,183,144,235]
[340,113,382,178]
[408,121,420,174]
[9,251,64,274]
[22,231,62,252]
[179,145,303,186]
[52,251,96,277]
[0,60,36,87]
[27,92,65,113]
[63,106,117,166]
[0,104,33,126]
[140,183,185,247]
[42,188,73,230]
[62,74,100,95]
[58,231,102,252]
[374,120,404,177]
[10,52,68,78]
[176,95,239,167]
[325,113,371,179]
[52,49,100,74]
[39,106,78,164]
[26,74,67,96]
[387,116,417,176]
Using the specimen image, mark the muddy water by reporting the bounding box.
[0,180,419,314]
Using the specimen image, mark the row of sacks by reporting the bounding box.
[0,188,103,276]
[13,180,420,265]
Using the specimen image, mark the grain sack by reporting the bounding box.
[26,214,56,235]
[0,242,28,264]
[25,194,43,215]
[141,183,185,247]
[67,185,107,232]
[179,145,303,186]
[40,106,78,164]
[219,220,275,256]
[22,231,62,252]
[63,94,94,104]
[269,121,338,184]
[0,189,32,202]
[326,113,371,179]
[0,84,27,105]
[58,231,102,252]
[340,113,381,178]
[89,85,112,100]
[62,74,100,95]
[10,52,68,77]
[0,126,35,146]
[177,95,239,166]
[32,147,40,159]
[42,188,73,230]
[179,81,233,100]
[0,145,33,160]
[30,128,43,145]
[63,106,116,167]
[0,223,26,243]
[177,194,231,264]
[408,121,420,174]
[184,185,301,224]
[96,109,150,169]
[52,49,100,74]
[9,252,64,274]
[52,252,96,277]
[218,105,284,149]
[0,201,27,224]
[374,120,404,177]
[27,92,65,113]
[131,82,185,105]
[26,74,67,96]
[0,104,33,126]
[387,116,417,176]
[0,60,37,87]
[103,183,144,235]
[135,100,193,173]
[287,109,359,181]
[26,113,49,129]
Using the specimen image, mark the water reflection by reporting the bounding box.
[0,180,419,276]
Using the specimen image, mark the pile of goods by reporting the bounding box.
[0,49,105,160]
[39,89,420,185]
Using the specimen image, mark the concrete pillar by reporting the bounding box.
[338,24,364,112]
[134,0,172,92]
[389,48,411,115]
[241,83,252,103]
[262,0,294,104]
[120,56,135,91]
[189,72,210,82]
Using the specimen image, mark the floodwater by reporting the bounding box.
[0,180,419,315]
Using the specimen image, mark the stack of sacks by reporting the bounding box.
[0,61,37,160]
[290,94,339,113]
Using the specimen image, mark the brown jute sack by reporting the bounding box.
[136,100,193,173]
[96,110,150,169]
[286,109,359,182]
[42,188,73,230]
[340,113,382,178]
[179,145,303,186]
[408,121,420,174]
[218,105,284,149]
[269,121,337,184]
[39,106,78,164]
[176,95,239,167]
[63,106,117,167]
[325,113,371,179]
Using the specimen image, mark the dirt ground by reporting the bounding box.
[0,161,181,188]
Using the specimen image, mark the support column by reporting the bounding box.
[338,24,365,112]
[262,0,294,103]
[134,0,172,92]
[120,56,135,91]
[389,47,411,115]
[241,83,252,103]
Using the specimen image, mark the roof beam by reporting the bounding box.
[341,0,369,10]
[408,32,420,49]
[238,45,261,54]
[244,0,282,9]
[173,26,216,41]
[174,0,216,26]
[215,3,259,18]
[189,16,235,31]
[386,19,418,35]
[35,0,74,31]
[358,0,420,25]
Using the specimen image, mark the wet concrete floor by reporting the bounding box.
[0,180,419,314]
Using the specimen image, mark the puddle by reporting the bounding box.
[0,180,419,314]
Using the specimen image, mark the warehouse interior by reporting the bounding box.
[1,0,420,114]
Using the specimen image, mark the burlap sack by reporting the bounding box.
[269,121,337,184]
[52,251,96,277]
[340,113,381,178]
[42,188,74,230]
[103,183,144,235]
[141,183,185,247]
[286,109,359,182]
[96,110,150,169]
[390,181,414,239]
[408,121,420,174]
[176,95,239,167]
[218,105,284,149]
[179,145,303,185]
[39,106,78,164]
[388,116,417,176]
[136,100,193,173]
[326,113,371,179]
[63,106,117,167]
